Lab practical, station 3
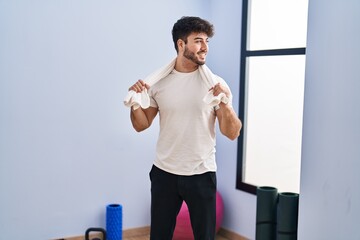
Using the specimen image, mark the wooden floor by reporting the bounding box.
[124,234,230,240]
[55,226,246,240]
[120,226,246,240]
[121,227,232,240]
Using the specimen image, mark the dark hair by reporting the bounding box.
[172,16,214,52]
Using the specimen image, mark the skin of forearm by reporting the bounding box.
[130,108,150,132]
[218,104,242,140]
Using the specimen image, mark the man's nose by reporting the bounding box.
[201,42,208,51]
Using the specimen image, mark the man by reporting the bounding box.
[128,16,242,240]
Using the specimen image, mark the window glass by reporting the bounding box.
[248,0,309,50]
[243,55,305,193]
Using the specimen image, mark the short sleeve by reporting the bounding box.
[148,87,158,108]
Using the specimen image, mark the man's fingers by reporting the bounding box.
[129,80,149,92]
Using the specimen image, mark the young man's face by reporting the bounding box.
[183,32,209,66]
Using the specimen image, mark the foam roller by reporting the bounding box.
[256,186,278,240]
[106,204,123,240]
[277,192,299,240]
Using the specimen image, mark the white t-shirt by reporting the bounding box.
[148,69,230,176]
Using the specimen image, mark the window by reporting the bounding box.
[236,0,309,194]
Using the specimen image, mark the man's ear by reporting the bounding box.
[177,39,185,52]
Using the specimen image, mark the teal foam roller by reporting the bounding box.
[277,192,299,240]
[256,223,276,240]
[277,234,298,240]
[256,186,278,240]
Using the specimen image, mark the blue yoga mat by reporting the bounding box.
[106,204,123,240]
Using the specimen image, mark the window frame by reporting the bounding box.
[236,0,306,194]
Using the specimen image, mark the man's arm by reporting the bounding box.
[128,79,158,132]
[216,103,242,140]
[130,106,158,132]
[211,83,242,140]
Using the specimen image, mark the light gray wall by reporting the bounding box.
[298,0,360,239]
[0,1,210,239]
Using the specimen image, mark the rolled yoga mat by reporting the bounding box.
[277,192,299,240]
[106,204,123,240]
[255,186,278,240]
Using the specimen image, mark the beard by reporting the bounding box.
[183,46,206,66]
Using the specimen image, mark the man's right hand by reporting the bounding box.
[129,80,150,93]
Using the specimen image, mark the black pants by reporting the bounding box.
[149,165,217,240]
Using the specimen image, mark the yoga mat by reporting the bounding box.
[277,192,299,240]
[106,204,123,240]
[255,186,278,240]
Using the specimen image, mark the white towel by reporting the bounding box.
[123,58,230,110]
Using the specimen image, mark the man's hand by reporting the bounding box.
[129,79,150,93]
[209,83,230,98]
